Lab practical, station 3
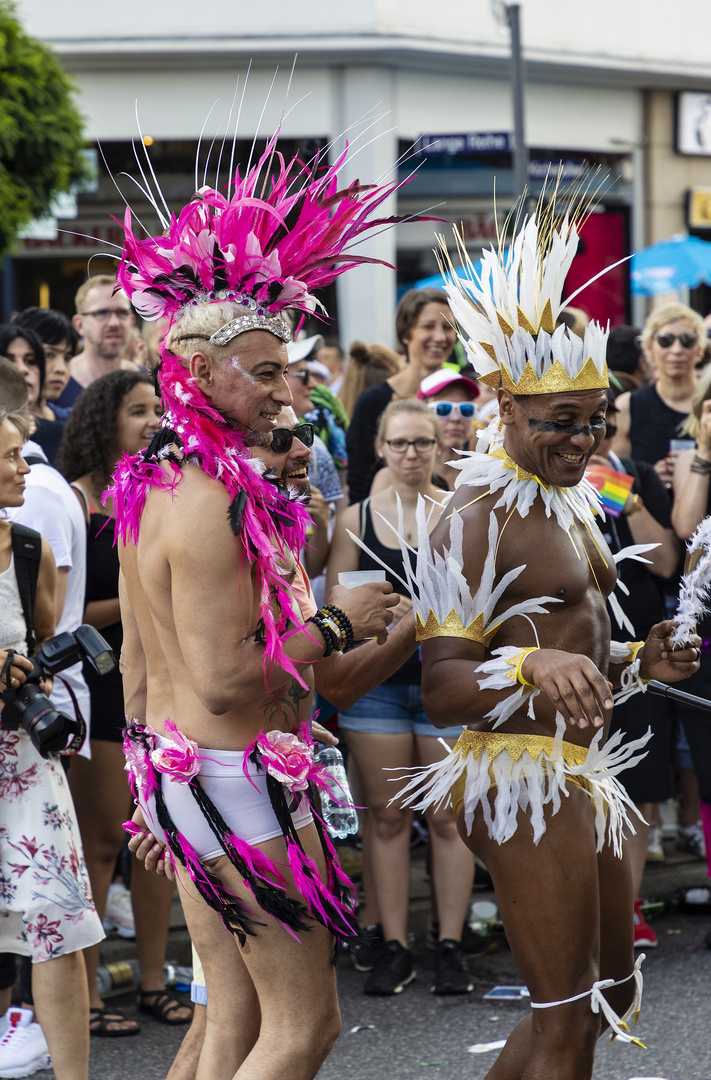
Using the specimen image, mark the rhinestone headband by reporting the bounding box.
[209,314,292,347]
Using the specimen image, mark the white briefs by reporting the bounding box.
[147,738,313,862]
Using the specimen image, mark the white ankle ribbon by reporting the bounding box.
[530,955,646,1047]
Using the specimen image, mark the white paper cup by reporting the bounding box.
[338,570,386,589]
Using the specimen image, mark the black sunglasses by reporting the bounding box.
[288,369,314,385]
[655,332,698,349]
[270,422,314,454]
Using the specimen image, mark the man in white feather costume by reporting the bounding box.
[378,202,701,1078]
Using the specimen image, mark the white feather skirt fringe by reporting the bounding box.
[389,719,650,856]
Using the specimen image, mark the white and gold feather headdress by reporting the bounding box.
[437,181,614,396]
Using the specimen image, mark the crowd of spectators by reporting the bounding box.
[1,273,711,1075]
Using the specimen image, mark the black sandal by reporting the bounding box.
[90,1006,141,1038]
[137,988,193,1026]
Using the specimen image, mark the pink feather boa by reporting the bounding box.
[107,349,311,687]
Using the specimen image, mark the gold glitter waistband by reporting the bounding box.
[454,729,590,768]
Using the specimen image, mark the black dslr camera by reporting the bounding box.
[1,625,116,758]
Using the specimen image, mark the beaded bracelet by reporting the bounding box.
[322,604,355,651]
[307,612,339,657]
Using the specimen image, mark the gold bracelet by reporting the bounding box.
[624,493,644,516]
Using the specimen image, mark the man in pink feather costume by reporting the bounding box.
[108,133,421,1079]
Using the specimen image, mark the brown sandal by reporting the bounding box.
[137,988,193,1025]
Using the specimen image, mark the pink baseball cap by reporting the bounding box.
[417,369,480,401]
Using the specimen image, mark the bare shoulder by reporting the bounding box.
[149,463,231,528]
[615,391,631,415]
[338,502,360,531]
[159,466,249,579]
[430,480,496,550]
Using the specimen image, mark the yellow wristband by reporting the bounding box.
[625,641,645,663]
[626,641,649,684]
[506,647,540,688]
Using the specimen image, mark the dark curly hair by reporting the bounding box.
[57,369,154,489]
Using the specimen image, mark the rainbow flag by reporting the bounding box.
[585,464,634,518]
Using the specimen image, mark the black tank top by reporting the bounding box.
[628,384,689,466]
[358,499,420,686]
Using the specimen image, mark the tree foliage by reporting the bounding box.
[0,1,88,255]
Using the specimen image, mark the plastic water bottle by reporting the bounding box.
[163,964,194,992]
[314,745,359,839]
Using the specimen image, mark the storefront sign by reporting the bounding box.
[527,158,589,181]
[688,187,711,229]
[677,92,711,156]
[417,132,511,156]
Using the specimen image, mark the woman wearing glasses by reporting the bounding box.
[327,399,475,998]
[611,303,706,487]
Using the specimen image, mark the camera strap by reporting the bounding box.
[10,523,42,656]
[0,651,20,730]
[53,675,87,755]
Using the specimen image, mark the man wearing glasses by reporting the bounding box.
[54,275,138,410]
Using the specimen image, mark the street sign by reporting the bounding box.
[417,132,511,156]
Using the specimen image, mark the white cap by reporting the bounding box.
[286,334,325,366]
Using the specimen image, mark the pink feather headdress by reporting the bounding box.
[108,127,422,687]
[115,133,411,331]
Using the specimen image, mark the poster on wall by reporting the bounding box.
[677,92,711,156]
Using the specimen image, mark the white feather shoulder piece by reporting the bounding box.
[673,516,711,646]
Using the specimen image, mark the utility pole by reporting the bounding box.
[491,1,527,199]
[507,3,527,199]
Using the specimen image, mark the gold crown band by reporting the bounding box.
[415,608,500,646]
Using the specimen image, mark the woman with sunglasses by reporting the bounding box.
[611,303,706,488]
[417,370,480,490]
[328,399,475,998]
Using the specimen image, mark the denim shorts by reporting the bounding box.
[338,683,464,739]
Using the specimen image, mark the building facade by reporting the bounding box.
[12,0,711,340]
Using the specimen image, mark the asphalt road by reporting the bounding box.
[22,849,711,1080]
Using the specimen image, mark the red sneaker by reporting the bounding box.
[633,899,658,948]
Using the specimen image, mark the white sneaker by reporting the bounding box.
[645,822,665,863]
[677,822,707,860]
[0,1008,51,1078]
[103,882,136,939]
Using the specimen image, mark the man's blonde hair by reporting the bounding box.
[75,274,122,314]
[165,302,255,365]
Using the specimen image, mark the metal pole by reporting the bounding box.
[1,255,14,322]
[646,679,711,713]
[507,3,527,199]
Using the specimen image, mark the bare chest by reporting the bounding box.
[497,504,617,610]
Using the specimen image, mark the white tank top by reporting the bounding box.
[0,555,30,654]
